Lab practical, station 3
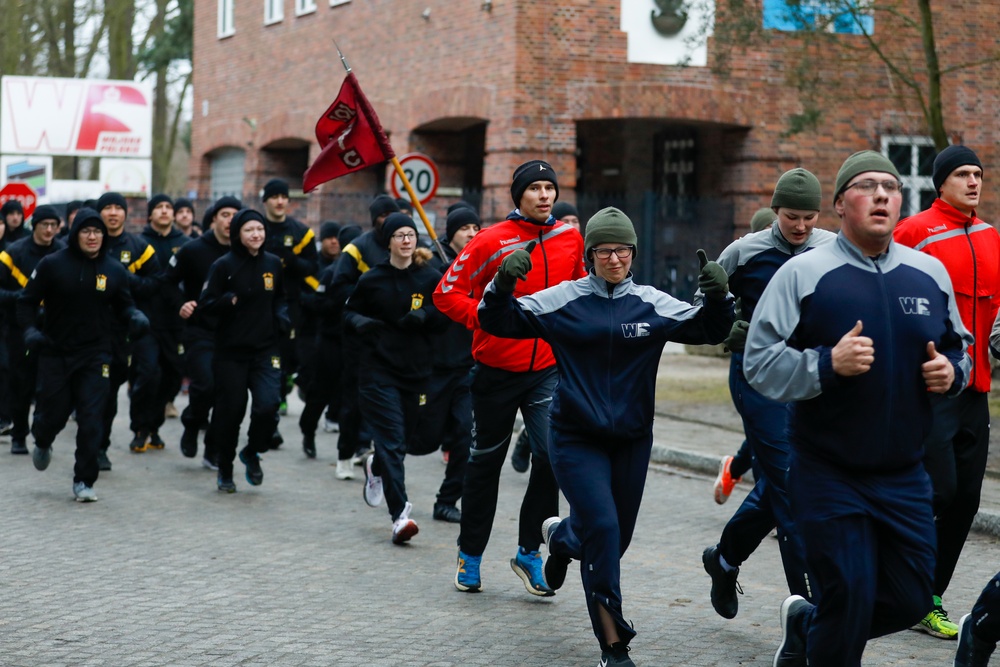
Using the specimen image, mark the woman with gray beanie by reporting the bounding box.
[478,207,733,667]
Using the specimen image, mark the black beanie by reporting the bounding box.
[445,207,481,242]
[97,192,128,214]
[552,201,578,220]
[380,213,417,248]
[66,200,83,219]
[395,197,413,211]
[261,178,289,201]
[510,160,558,207]
[1,200,23,217]
[31,205,60,225]
[320,221,342,241]
[212,196,243,218]
[369,194,400,224]
[174,197,195,215]
[147,193,173,217]
[932,145,983,194]
[447,200,476,215]
[338,224,363,247]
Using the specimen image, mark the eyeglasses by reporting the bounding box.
[391,232,417,241]
[591,246,634,260]
[80,228,104,237]
[844,179,903,196]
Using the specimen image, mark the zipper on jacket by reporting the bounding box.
[873,257,894,450]
[605,280,617,434]
[964,225,978,388]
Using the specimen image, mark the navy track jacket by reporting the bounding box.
[479,271,733,440]
[744,233,972,472]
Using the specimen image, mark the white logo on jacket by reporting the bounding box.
[899,297,930,316]
[621,322,650,338]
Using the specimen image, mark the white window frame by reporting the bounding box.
[881,135,935,217]
[217,0,235,38]
[296,0,317,15]
[264,0,284,25]
[330,0,350,7]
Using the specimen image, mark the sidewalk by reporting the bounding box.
[651,343,1000,537]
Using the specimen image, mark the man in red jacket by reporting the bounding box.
[434,160,585,596]
[894,144,1000,639]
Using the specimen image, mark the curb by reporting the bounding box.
[651,443,1000,539]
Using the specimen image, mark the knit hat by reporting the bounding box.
[932,145,983,194]
[369,194,400,224]
[584,207,637,253]
[380,213,417,248]
[395,197,413,212]
[552,202,579,221]
[212,195,243,217]
[750,207,775,233]
[1,200,23,217]
[147,193,173,217]
[65,200,83,219]
[445,207,481,243]
[834,150,901,199]
[771,168,822,211]
[174,197,195,215]
[320,221,342,241]
[97,191,128,213]
[338,224,363,248]
[447,200,476,215]
[511,160,558,207]
[31,205,60,225]
[261,178,289,201]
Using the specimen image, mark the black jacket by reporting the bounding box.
[343,258,445,389]
[0,235,65,326]
[16,215,137,356]
[141,224,190,335]
[105,230,161,310]
[163,230,229,338]
[264,216,318,306]
[200,218,290,357]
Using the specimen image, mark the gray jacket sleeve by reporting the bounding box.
[990,308,1000,360]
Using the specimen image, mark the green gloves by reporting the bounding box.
[697,249,729,301]
[495,241,536,293]
[724,320,750,353]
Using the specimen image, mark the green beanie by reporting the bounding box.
[750,207,775,233]
[584,207,637,252]
[834,150,901,199]
[771,168,822,211]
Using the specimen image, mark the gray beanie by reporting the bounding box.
[750,207,775,233]
[835,150,901,199]
[584,207,637,252]
[771,168,822,211]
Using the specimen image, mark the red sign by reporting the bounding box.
[0,182,37,219]
[389,153,439,205]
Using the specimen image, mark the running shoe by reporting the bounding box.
[713,455,741,505]
[202,456,219,471]
[599,643,636,667]
[129,431,149,453]
[11,438,28,455]
[302,432,316,459]
[33,444,51,471]
[511,548,555,597]
[72,481,98,503]
[239,448,264,486]
[510,429,530,473]
[774,595,810,667]
[433,503,461,523]
[335,458,355,480]
[97,449,112,471]
[455,550,482,592]
[217,474,237,494]
[323,418,339,433]
[703,545,741,619]
[956,613,997,667]
[391,501,419,545]
[180,426,199,458]
[912,595,959,638]
[542,517,570,591]
[147,432,165,450]
[362,454,383,507]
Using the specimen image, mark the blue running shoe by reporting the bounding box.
[511,547,554,597]
[239,448,263,486]
[455,550,482,593]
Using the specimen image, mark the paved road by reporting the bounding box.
[1,387,995,666]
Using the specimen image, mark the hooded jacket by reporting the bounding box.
[199,210,290,357]
[16,210,137,356]
[0,233,65,324]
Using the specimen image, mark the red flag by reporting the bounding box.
[303,72,396,192]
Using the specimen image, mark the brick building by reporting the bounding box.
[188,0,1000,297]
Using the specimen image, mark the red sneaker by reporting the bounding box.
[713,455,741,505]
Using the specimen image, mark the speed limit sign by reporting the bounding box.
[390,153,439,205]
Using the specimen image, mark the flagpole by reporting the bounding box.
[333,40,447,263]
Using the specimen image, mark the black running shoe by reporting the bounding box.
[97,449,112,471]
[599,642,636,667]
[180,426,198,458]
[11,438,28,455]
[270,428,283,450]
[703,545,741,619]
[239,448,263,486]
[147,432,165,450]
[217,474,237,493]
[510,429,530,473]
[542,517,570,591]
[774,595,811,667]
[433,503,461,523]
[302,432,316,459]
[129,431,149,453]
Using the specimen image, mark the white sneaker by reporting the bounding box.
[202,457,219,471]
[352,445,373,467]
[323,419,340,433]
[392,501,419,544]
[362,454,383,507]
[72,482,98,502]
[336,458,355,480]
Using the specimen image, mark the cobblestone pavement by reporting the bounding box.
[0,387,996,666]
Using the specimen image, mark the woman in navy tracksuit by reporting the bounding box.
[199,209,289,493]
[478,207,733,667]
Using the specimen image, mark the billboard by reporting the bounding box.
[1,76,153,158]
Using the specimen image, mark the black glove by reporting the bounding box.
[397,308,427,331]
[128,310,150,340]
[697,249,729,301]
[355,316,384,335]
[24,327,50,351]
[495,241,536,293]
[724,320,750,353]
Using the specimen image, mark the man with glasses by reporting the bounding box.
[893,145,1000,640]
[701,169,835,620]
[746,150,972,667]
[17,207,148,502]
[434,160,586,596]
[0,206,65,454]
